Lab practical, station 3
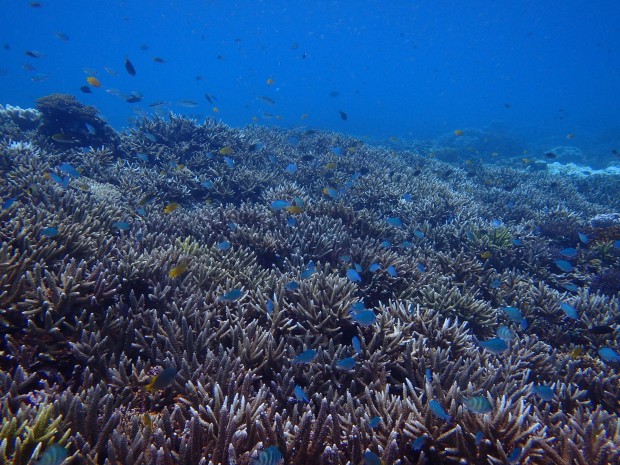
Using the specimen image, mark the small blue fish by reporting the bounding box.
[293,385,309,403]
[362,451,382,465]
[285,162,297,173]
[293,349,317,364]
[354,262,363,272]
[413,229,425,239]
[346,268,362,283]
[402,193,412,202]
[369,263,381,272]
[224,156,235,168]
[429,399,452,421]
[475,431,484,446]
[330,146,343,156]
[520,318,529,330]
[368,416,381,428]
[562,283,579,292]
[35,443,68,465]
[554,260,574,272]
[417,263,427,272]
[336,357,356,370]
[136,153,149,161]
[59,162,80,177]
[136,207,146,215]
[350,301,366,312]
[497,325,515,341]
[560,247,578,258]
[386,217,402,227]
[380,240,392,248]
[339,255,351,263]
[112,221,130,230]
[598,347,620,363]
[287,217,297,226]
[287,136,299,146]
[285,281,299,291]
[250,446,282,465]
[266,299,274,313]
[411,435,426,451]
[490,279,502,289]
[479,337,508,354]
[201,180,214,188]
[559,302,579,320]
[270,200,292,210]
[399,240,413,248]
[2,197,16,209]
[614,240,620,249]
[41,226,59,237]
[301,267,315,279]
[512,238,523,246]
[425,368,432,382]
[85,122,96,135]
[352,310,376,326]
[47,172,69,188]
[323,187,338,199]
[352,336,362,354]
[463,396,492,414]
[220,289,243,301]
[507,447,522,464]
[216,241,231,251]
[533,385,554,401]
[386,266,397,277]
[578,232,589,244]
[502,306,523,323]
[490,219,502,228]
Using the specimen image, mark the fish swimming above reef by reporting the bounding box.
[34,443,68,465]
[462,395,492,414]
[163,202,180,214]
[220,289,243,301]
[292,349,317,364]
[339,110,348,120]
[169,263,188,278]
[429,399,452,421]
[293,385,309,403]
[479,337,508,354]
[125,56,136,75]
[250,446,282,465]
[146,367,177,393]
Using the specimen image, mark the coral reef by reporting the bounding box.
[34,93,118,148]
[0,109,619,464]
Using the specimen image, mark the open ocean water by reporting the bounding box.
[0,2,619,465]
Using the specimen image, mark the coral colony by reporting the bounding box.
[0,95,619,465]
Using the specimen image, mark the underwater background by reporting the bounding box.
[0,1,620,465]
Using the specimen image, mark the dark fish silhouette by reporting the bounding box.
[339,110,348,120]
[125,57,136,76]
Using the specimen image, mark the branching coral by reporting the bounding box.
[0,108,619,465]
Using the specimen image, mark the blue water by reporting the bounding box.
[2,1,620,163]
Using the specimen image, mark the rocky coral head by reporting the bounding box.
[35,93,118,147]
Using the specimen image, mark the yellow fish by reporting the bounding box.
[146,367,177,393]
[286,205,304,214]
[480,251,492,259]
[300,113,309,120]
[163,202,180,214]
[266,77,275,86]
[454,129,464,136]
[325,162,337,170]
[569,346,583,358]
[86,76,101,87]
[219,146,233,155]
[168,262,188,278]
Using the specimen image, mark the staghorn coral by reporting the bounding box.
[0,108,619,465]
